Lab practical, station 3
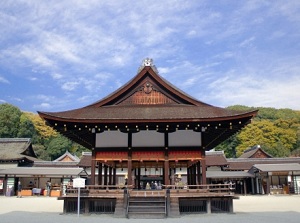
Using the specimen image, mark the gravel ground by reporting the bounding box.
[1,195,300,223]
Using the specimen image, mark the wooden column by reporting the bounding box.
[108,166,113,185]
[91,148,96,185]
[127,133,133,186]
[193,164,197,185]
[104,165,108,186]
[164,159,170,186]
[197,161,201,185]
[98,162,103,185]
[90,129,96,185]
[187,167,191,185]
[137,168,141,189]
[164,132,170,186]
[201,158,207,185]
[113,165,117,186]
[127,155,132,186]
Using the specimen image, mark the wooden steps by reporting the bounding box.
[127,192,166,219]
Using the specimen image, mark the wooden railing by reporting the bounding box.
[64,183,234,197]
[163,184,234,195]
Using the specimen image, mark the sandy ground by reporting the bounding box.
[0,195,300,223]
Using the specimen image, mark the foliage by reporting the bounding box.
[46,135,73,160]
[0,103,87,160]
[216,106,300,158]
[17,113,36,139]
[0,103,22,137]
[24,112,58,140]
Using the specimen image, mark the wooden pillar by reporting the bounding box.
[104,165,108,186]
[113,165,117,186]
[127,132,132,186]
[197,161,201,185]
[91,149,96,185]
[201,158,207,185]
[193,164,197,186]
[98,163,103,185]
[164,159,170,186]
[164,132,170,186]
[137,167,141,189]
[127,156,132,186]
[108,166,113,185]
[266,174,270,194]
[90,129,96,185]
[187,167,191,185]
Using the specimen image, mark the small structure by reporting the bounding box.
[226,146,300,194]
[0,140,85,197]
[249,163,300,195]
[0,167,87,197]
[0,138,38,196]
[239,145,273,158]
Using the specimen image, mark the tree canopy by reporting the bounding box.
[216,106,300,158]
[0,103,88,160]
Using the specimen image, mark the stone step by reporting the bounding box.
[127,212,166,219]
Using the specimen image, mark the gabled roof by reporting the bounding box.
[239,145,272,158]
[78,152,92,167]
[206,151,228,166]
[38,59,258,149]
[0,138,38,162]
[53,150,80,162]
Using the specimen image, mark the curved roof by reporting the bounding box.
[38,61,257,149]
[39,104,256,123]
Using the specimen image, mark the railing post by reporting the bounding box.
[123,188,128,209]
[166,188,170,216]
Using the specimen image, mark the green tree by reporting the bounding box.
[0,103,22,137]
[33,144,51,161]
[46,135,73,160]
[236,119,297,157]
[24,112,58,140]
[17,113,36,139]
[215,135,240,158]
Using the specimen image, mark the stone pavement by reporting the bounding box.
[0,195,300,223]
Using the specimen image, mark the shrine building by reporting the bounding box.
[38,58,258,217]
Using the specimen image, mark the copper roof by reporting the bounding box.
[78,154,92,167]
[38,62,257,149]
[206,151,228,166]
[239,145,273,158]
[226,157,300,171]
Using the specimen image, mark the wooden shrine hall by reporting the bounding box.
[38,58,257,218]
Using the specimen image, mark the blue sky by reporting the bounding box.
[0,0,300,113]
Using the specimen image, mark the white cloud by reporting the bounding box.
[34,102,51,110]
[0,1,299,112]
[51,73,63,80]
[61,81,79,91]
[205,62,300,110]
[0,76,10,84]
